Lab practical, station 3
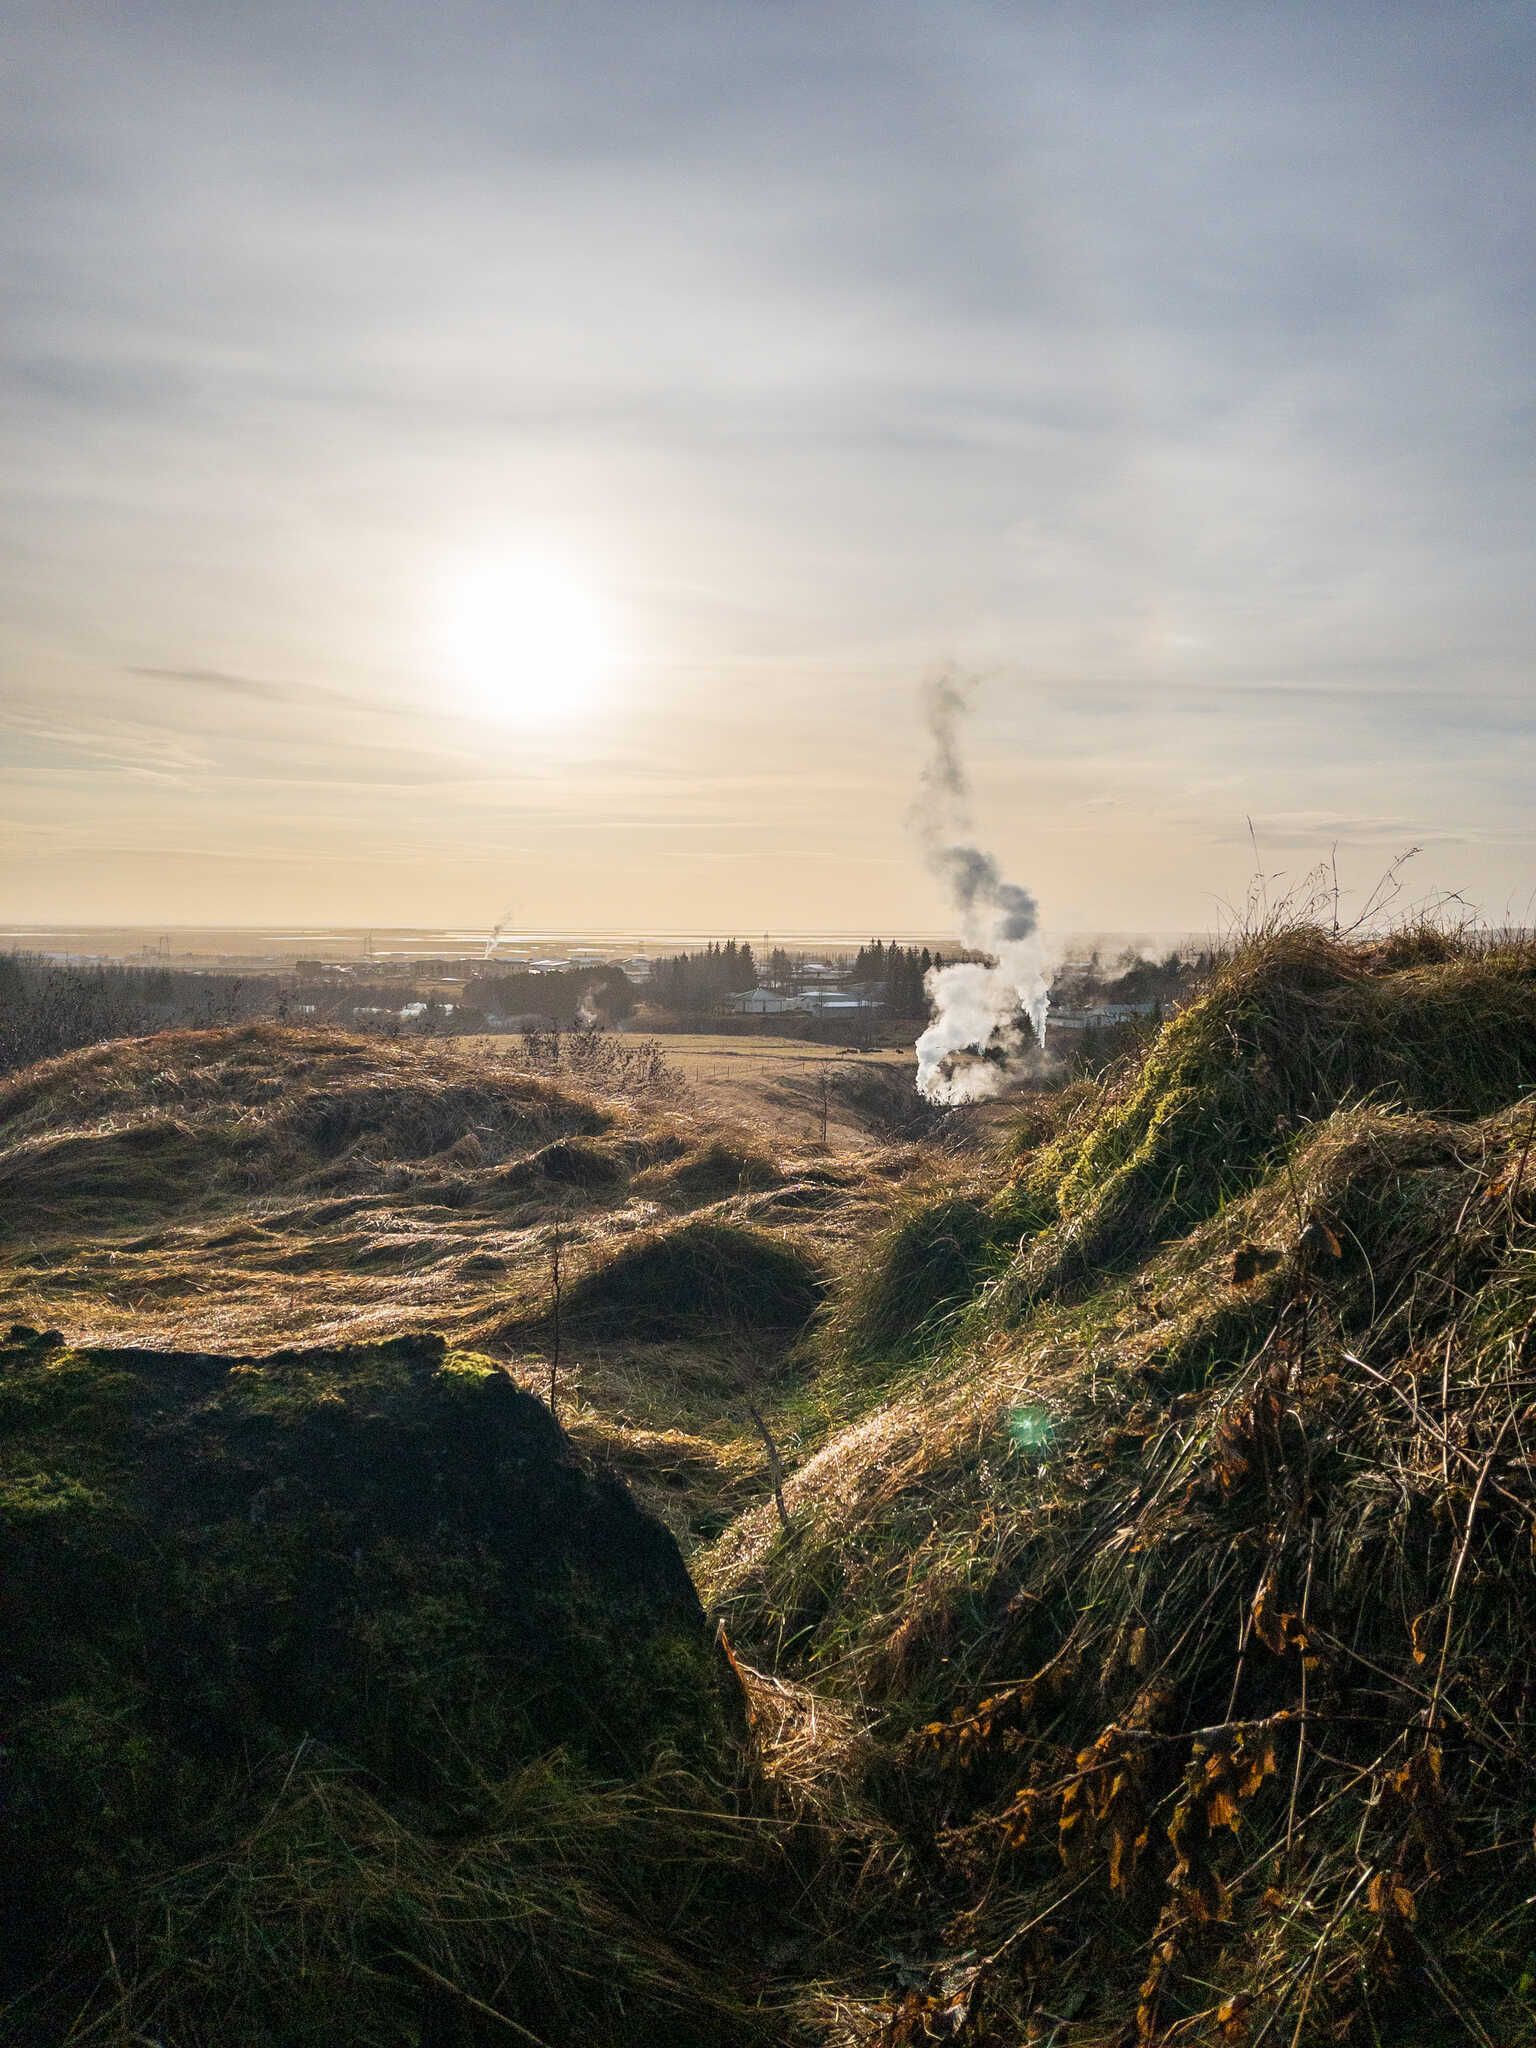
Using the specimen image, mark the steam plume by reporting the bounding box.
[913,675,1051,1103]
[483,905,515,961]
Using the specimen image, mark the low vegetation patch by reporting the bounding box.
[645,1137,787,1201]
[15,932,1536,2042]
[557,1216,825,1340]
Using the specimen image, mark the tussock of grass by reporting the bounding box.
[825,1176,1053,1376]
[743,1179,851,1219]
[556,1217,824,1340]
[643,1137,787,1201]
[491,1134,630,1204]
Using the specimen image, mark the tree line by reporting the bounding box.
[643,938,950,1018]
[0,954,282,1075]
[646,941,758,1015]
[463,963,637,1029]
[849,940,949,1017]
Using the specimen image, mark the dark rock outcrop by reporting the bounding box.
[1,1326,731,2027]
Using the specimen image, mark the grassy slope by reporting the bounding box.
[0,1024,905,1546]
[706,928,1536,2044]
[10,942,1536,2045]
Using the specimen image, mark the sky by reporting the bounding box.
[3,1,1534,937]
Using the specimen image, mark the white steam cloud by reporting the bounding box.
[483,905,516,961]
[913,675,1052,1104]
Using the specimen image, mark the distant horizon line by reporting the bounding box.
[0,920,1206,945]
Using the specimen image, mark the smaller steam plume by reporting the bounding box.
[483,906,516,961]
[913,675,1052,1103]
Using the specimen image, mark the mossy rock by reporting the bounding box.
[0,1324,737,2038]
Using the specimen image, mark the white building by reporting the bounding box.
[796,989,880,1015]
[722,987,808,1016]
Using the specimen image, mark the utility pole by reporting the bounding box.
[546,1218,565,1420]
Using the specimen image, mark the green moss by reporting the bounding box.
[1017,929,1536,1291]
[0,1467,110,1519]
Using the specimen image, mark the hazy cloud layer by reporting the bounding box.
[1,1,1533,929]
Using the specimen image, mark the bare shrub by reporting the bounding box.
[518,1026,681,1098]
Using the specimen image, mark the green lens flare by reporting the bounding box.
[1006,1405,1054,1454]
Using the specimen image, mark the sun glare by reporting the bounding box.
[443,553,614,722]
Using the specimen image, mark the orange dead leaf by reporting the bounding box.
[1366,1870,1418,1922]
[1217,1991,1255,2040]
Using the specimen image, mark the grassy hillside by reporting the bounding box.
[7,934,1536,2044]
[0,1025,903,1544]
[708,927,1536,2043]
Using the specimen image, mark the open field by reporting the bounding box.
[470,1030,917,1149]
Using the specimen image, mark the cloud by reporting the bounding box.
[1,704,208,782]
[127,666,374,710]
[1,2,1533,925]
[1209,814,1536,854]
[128,666,309,700]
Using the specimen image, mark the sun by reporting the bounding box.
[442,552,614,722]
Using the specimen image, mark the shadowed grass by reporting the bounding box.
[9,1756,781,2048]
[554,1216,825,1341]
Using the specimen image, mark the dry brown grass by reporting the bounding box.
[0,1022,906,1544]
[472,1029,919,1149]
